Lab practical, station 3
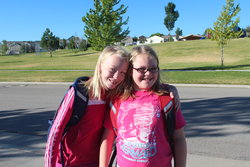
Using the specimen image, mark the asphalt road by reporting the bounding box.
[0,83,250,167]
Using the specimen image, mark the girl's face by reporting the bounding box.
[132,53,158,90]
[100,54,128,90]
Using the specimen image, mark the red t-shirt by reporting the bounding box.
[45,87,108,167]
[60,99,107,166]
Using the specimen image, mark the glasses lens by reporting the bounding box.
[149,67,158,73]
[133,67,158,73]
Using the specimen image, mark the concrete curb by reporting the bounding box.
[172,83,250,89]
[1,82,250,88]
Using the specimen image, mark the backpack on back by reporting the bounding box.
[48,76,90,135]
[47,76,90,167]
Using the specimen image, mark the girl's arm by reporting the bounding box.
[173,128,187,167]
[45,87,75,167]
[99,128,115,167]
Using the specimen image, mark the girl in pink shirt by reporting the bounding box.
[100,45,187,167]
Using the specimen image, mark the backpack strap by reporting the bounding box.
[160,95,176,138]
[65,76,89,128]
[109,99,121,135]
[109,99,123,167]
[159,95,176,166]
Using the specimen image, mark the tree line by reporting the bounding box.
[1,0,249,66]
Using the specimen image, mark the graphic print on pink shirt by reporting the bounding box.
[116,91,162,163]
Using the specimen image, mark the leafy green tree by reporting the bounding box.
[20,43,35,53]
[79,39,88,51]
[0,40,8,55]
[21,44,28,53]
[59,39,67,49]
[175,27,182,40]
[0,42,2,55]
[203,28,213,38]
[40,28,59,57]
[210,0,242,66]
[150,33,164,37]
[68,37,77,50]
[138,36,146,44]
[82,0,129,51]
[164,2,179,41]
[132,37,138,43]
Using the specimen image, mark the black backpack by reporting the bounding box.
[48,76,90,136]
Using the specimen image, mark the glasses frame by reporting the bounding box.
[132,67,159,74]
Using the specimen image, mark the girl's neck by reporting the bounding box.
[134,88,151,91]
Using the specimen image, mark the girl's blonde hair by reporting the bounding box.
[122,45,167,99]
[85,46,129,100]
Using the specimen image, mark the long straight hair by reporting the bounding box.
[85,46,129,100]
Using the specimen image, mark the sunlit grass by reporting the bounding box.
[0,38,250,84]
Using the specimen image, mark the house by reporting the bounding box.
[6,41,45,55]
[6,42,22,55]
[145,35,164,44]
[162,35,183,42]
[121,36,133,46]
[180,34,204,41]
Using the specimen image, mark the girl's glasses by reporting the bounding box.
[133,67,159,74]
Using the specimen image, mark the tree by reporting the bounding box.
[210,0,242,66]
[0,40,8,55]
[245,26,250,37]
[150,33,164,37]
[175,27,182,40]
[68,37,77,50]
[59,39,67,49]
[132,36,138,43]
[164,2,179,41]
[203,28,213,38]
[79,39,88,51]
[40,28,59,57]
[82,0,129,51]
[138,36,146,44]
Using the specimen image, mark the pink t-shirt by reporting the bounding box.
[115,91,186,167]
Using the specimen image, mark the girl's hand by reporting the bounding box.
[168,85,181,112]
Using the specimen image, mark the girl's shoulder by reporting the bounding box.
[160,83,178,94]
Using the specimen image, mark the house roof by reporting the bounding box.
[180,34,203,40]
[147,35,164,39]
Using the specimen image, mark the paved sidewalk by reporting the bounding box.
[187,154,250,167]
[1,83,249,167]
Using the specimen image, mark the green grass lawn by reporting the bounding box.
[1,38,250,84]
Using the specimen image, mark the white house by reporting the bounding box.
[145,35,164,44]
[162,35,183,42]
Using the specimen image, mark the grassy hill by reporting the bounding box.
[0,38,250,84]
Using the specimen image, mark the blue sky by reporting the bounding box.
[1,0,249,41]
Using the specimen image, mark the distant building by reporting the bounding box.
[121,36,133,46]
[145,35,164,44]
[180,34,204,41]
[162,35,182,42]
[6,42,22,55]
[6,41,44,55]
